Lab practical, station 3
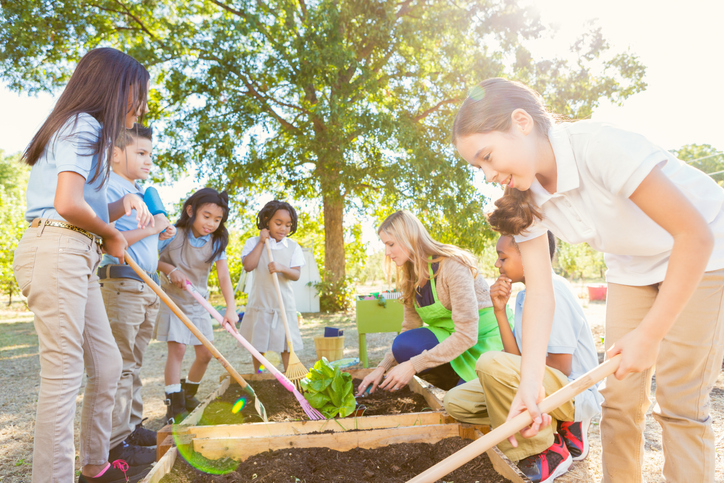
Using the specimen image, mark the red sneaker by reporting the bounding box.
[558,418,591,461]
[516,433,572,483]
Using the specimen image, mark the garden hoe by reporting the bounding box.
[124,253,268,422]
[264,238,309,391]
[185,282,325,421]
[406,354,622,483]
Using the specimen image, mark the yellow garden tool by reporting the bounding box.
[264,239,308,391]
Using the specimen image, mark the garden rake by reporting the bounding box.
[264,238,309,391]
[124,253,268,422]
[185,282,325,421]
[407,354,622,483]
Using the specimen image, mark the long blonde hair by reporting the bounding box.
[378,210,479,307]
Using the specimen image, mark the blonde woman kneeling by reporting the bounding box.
[356,210,512,395]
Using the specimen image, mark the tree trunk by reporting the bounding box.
[322,191,346,284]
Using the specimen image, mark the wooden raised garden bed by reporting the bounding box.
[143,369,529,482]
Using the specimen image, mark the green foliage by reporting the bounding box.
[0,0,648,292]
[0,151,30,305]
[313,269,356,313]
[555,241,606,282]
[674,144,724,186]
[301,357,356,418]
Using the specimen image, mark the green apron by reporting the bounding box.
[414,263,512,382]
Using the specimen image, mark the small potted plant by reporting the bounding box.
[302,358,358,418]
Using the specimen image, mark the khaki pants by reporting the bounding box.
[444,351,574,461]
[101,278,160,448]
[13,225,122,483]
[601,269,724,483]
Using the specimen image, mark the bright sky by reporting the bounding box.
[1,0,722,246]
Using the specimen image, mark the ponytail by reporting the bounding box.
[487,187,543,236]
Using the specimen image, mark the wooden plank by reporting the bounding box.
[193,423,461,461]
[183,376,231,427]
[156,428,174,461]
[472,428,529,483]
[182,411,453,440]
[141,446,177,483]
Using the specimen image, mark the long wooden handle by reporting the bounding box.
[185,283,298,393]
[407,354,622,483]
[263,239,294,351]
[124,253,250,390]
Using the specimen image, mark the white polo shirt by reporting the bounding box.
[515,120,724,286]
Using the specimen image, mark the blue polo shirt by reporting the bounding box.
[514,273,603,421]
[100,172,160,273]
[25,113,109,225]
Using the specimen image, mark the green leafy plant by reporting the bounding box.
[311,269,356,313]
[301,358,356,419]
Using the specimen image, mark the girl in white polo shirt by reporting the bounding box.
[453,77,724,483]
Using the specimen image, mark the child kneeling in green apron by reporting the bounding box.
[444,232,602,483]
[356,210,512,395]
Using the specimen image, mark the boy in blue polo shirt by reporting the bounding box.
[98,124,175,466]
[444,232,602,483]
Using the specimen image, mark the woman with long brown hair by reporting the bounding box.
[13,48,153,483]
[356,210,511,395]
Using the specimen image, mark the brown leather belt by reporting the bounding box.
[30,218,103,245]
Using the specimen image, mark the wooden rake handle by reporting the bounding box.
[123,253,251,390]
[407,354,622,483]
[263,239,295,352]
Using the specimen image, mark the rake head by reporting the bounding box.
[285,352,309,391]
[293,388,326,420]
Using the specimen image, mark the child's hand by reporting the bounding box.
[223,308,239,331]
[169,268,188,289]
[490,275,512,313]
[157,216,177,240]
[153,214,170,234]
[259,229,270,243]
[606,325,660,379]
[268,261,285,275]
[505,382,551,446]
[122,193,154,229]
[102,228,129,260]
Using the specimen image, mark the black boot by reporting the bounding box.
[165,390,187,424]
[181,378,201,412]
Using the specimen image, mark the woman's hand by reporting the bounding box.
[102,228,129,260]
[169,268,189,289]
[223,307,240,331]
[122,193,154,229]
[606,325,660,380]
[505,381,551,446]
[378,361,416,392]
[490,275,512,313]
[259,228,270,243]
[356,367,386,396]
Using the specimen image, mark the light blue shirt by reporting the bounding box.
[25,113,109,225]
[514,273,603,421]
[158,230,227,263]
[100,172,160,273]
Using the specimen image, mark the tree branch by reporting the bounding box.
[413,97,461,122]
[110,0,167,47]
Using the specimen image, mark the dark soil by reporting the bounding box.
[199,378,431,425]
[160,437,504,482]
